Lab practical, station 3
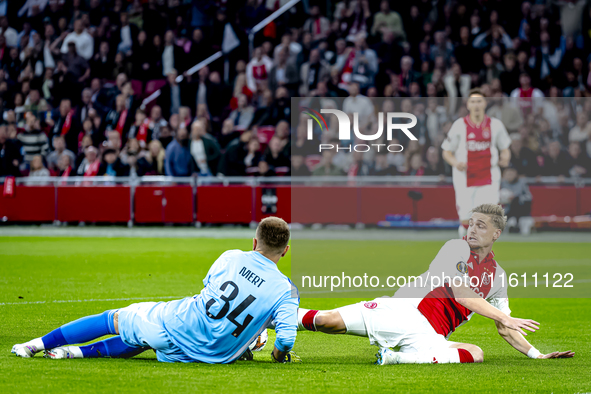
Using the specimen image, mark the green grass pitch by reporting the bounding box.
[1,237,590,393]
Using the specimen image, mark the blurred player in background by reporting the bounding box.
[442,89,512,238]
[12,217,301,364]
[296,204,574,364]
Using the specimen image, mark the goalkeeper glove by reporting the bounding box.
[272,350,302,363]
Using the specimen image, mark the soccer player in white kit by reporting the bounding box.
[296,204,574,364]
[442,88,512,238]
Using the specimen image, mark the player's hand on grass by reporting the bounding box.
[272,351,302,363]
[502,316,540,336]
[538,351,575,359]
[455,162,467,171]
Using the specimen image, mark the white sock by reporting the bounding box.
[398,349,461,364]
[67,346,84,358]
[297,308,310,331]
[458,225,467,238]
[25,338,45,353]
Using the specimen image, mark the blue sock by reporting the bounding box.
[79,336,146,358]
[41,310,117,350]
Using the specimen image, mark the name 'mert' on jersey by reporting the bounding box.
[160,250,299,363]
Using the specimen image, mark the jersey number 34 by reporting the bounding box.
[205,280,256,338]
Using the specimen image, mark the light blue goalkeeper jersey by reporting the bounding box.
[160,250,298,363]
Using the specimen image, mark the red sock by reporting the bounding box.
[458,348,474,363]
[302,310,319,331]
[462,223,469,229]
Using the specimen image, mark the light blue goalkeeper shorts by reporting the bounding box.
[117,301,195,363]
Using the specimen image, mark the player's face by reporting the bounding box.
[467,213,500,250]
[466,95,486,115]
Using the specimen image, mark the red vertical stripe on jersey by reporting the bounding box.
[418,250,498,337]
[417,285,472,337]
[464,115,492,187]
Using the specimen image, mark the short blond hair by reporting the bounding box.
[256,217,290,254]
[471,204,507,231]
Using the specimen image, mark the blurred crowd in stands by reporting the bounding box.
[0,0,591,181]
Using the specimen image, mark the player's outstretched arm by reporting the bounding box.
[495,320,575,359]
[451,283,539,336]
[270,294,300,363]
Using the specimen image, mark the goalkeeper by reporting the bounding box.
[12,217,301,364]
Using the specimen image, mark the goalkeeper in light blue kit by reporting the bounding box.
[12,217,300,364]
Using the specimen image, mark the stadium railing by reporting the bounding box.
[0,176,589,226]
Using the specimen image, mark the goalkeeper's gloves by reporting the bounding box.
[272,350,302,363]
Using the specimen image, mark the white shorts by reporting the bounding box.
[454,182,500,221]
[337,299,451,352]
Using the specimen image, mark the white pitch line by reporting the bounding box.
[0,295,185,306]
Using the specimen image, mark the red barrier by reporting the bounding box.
[164,186,194,223]
[255,186,291,223]
[0,185,55,222]
[578,187,591,215]
[135,186,194,223]
[358,186,456,224]
[530,185,577,217]
[57,186,130,223]
[197,185,253,224]
[291,187,358,224]
[2,184,589,224]
[134,186,164,223]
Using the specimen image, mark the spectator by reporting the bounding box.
[369,151,398,176]
[76,145,100,176]
[164,126,194,176]
[347,33,378,90]
[114,12,139,55]
[303,5,330,42]
[49,98,79,152]
[568,112,590,144]
[423,146,445,176]
[218,130,253,176]
[127,109,152,149]
[162,30,186,77]
[90,41,113,80]
[510,72,544,117]
[430,31,454,65]
[568,141,590,178]
[500,166,534,235]
[262,136,290,175]
[18,113,49,164]
[499,52,520,95]
[137,140,165,175]
[228,94,255,130]
[57,153,73,178]
[539,140,572,178]
[509,133,539,177]
[245,46,274,93]
[158,69,191,120]
[444,63,471,114]
[189,120,220,176]
[0,123,22,176]
[371,0,405,40]
[299,48,330,96]
[46,135,75,172]
[268,47,299,94]
[61,19,93,61]
[98,148,129,176]
[313,148,344,176]
[486,92,524,134]
[291,150,311,176]
[28,155,50,177]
